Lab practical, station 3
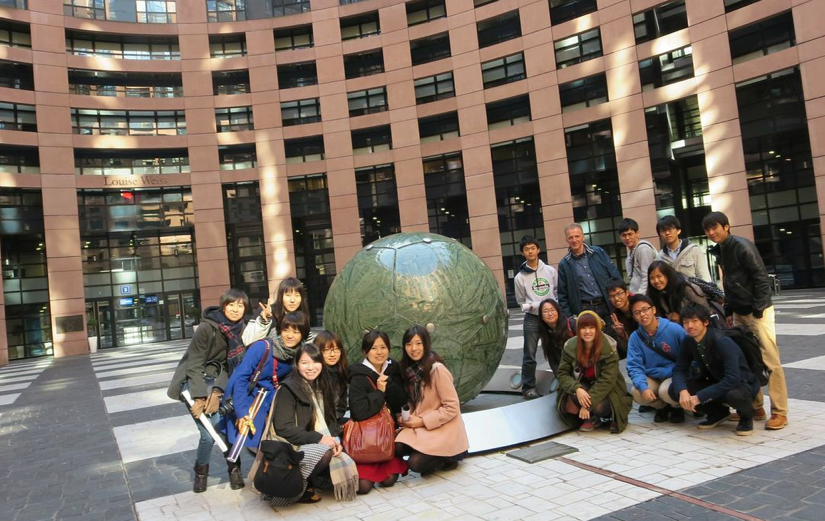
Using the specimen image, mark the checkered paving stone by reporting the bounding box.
[1,292,825,521]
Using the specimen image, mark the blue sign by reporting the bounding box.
[145,295,159,304]
[119,297,135,307]
[120,285,131,295]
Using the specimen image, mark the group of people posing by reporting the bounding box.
[515,211,789,436]
[167,278,469,505]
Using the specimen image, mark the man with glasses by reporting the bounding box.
[626,295,686,423]
[605,279,637,359]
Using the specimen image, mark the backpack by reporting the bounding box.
[254,440,305,498]
[718,326,771,386]
[688,276,725,304]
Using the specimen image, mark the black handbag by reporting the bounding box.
[253,440,305,498]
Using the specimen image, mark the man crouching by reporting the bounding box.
[670,303,760,436]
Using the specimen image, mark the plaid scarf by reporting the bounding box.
[311,393,358,501]
[205,307,246,375]
[405,353,435,407]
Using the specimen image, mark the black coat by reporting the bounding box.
[272,375,342,446]
[327,370,349,426]
[709,234,772,316]
[166,308,229,400]
[347,360,408,422]
[672,328,759,403]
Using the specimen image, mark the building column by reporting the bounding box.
[31,0,88,357]
[796,0,825,269]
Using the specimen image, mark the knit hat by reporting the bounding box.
[577,310,605,328]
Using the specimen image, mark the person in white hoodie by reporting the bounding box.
[619,218,658,295]
[514,235,558,400]
[655,215,712,281]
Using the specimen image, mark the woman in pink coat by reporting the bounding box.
[395,325,469,475]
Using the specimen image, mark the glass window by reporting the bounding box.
[481,52,525,89]
[0,60,34,90]
[550,0,598,25]
[407,0,446,26]
[344,49,384,79]
[216,106,253,132]
[423,152,471,248]
[559,73,608,112]
[278,61,318,88]
[212,70,250,95]
[64,0,105,19]
[729,11,795,65]
[414,72,454,104]
[281,98,320,126]
[486,94,531,130]
[419,112,459,143]
[74,149,190,175]
[633,1,688,44]
[724,0,761,12]
[68,70,183,98]
[285,136,325,163]
[341,12,380,41]
[271,0,310,17]
[66,31,180,60]
[348,87,387,116]
[351,125,392,154]
[355,164,401,245]
[207,0,245,22]
[554,28,601,69]
[274,25,313,51]
[0,145,39,174]
[639,45,694,91]
[136,0,177,23]
[223,182,268,304]
[209,34,247,58]
[477,11,521,48]
[219,144,257,170]
[71,109,186,136]
[0,20,31,48]
[0,102,37,132]
[410,33,451,66]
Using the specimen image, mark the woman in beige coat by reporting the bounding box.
[395,325,469,475]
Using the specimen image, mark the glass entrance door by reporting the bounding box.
[166,293,183,340]
[86,299,114,348]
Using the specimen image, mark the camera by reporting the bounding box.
[219,396,234,417]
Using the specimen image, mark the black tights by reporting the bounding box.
[307,450,332,484]
[571,395,612,419]
[357,474,398,495]
[395,442,447,476]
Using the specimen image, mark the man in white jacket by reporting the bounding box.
[655,215,712,281]
[619,218,658,295]
[514,235,558,399]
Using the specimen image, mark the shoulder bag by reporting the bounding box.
[342,378,395,463]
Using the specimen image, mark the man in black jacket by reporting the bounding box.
[670,304,760,436]
[703,211,788,430]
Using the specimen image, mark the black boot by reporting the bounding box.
[227,460,245,490]
[193,464,209,493]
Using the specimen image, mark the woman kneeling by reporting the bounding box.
[396,325,469,475]
[556,311,632,433]
[268,344,358,505]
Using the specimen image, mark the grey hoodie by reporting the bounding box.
[514,259,558,315]
[655,239,712,281]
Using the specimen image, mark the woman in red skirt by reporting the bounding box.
[347,330,409,494]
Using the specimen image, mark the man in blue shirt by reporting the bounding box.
[626,295,686,423]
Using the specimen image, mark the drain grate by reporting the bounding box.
[506,441,578,464]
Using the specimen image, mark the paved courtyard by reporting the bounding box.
[1,290,825,521]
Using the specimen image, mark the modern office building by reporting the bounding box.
[0,0,823,365]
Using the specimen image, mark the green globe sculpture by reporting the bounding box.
[323,232,509,403]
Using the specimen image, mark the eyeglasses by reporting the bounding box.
[322,347,341,354]
[541,308,557,315]
[608,291,626,299]
[632,306,654,317]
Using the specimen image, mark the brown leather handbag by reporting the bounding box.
[342,379,395,463]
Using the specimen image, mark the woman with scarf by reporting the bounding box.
[347,330,408,494]
[166,288,250,493]
[221,312,307,473]
[555,311,633,433]
[396,325,469,475]
[268,344,359,505]
[243,277,314,345]
[315,330,349,428]
[647,260,720,325]
[538,298,576,375]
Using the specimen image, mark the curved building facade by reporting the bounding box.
[0,0,824,364]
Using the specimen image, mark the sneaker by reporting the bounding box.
[729,407,766,422]
[670,408,685,424]
[765,414,788,430]
[736,416,754,436]
[697,410,730,430]
[579,419,596,432]
[638,405,655,413]
[522,389,539,400]
[653,407,671,423]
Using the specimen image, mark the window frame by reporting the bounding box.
[477,10,522,49]
[481,52,526,89]
[348,87,388,117]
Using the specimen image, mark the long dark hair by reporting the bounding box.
[315,329,349,380]
[273,277,310,328]
[538,299,573,362]
[290,343,338,431]
[647,260,687,317]
[400,325,443,388]
[575,312,602,368]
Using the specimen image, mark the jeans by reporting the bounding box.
[188,404,225,466]
[521,313,542,391]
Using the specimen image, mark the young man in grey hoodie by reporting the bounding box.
[514,235,557,399]
[655,215,712,281]
[619,218,658,295]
